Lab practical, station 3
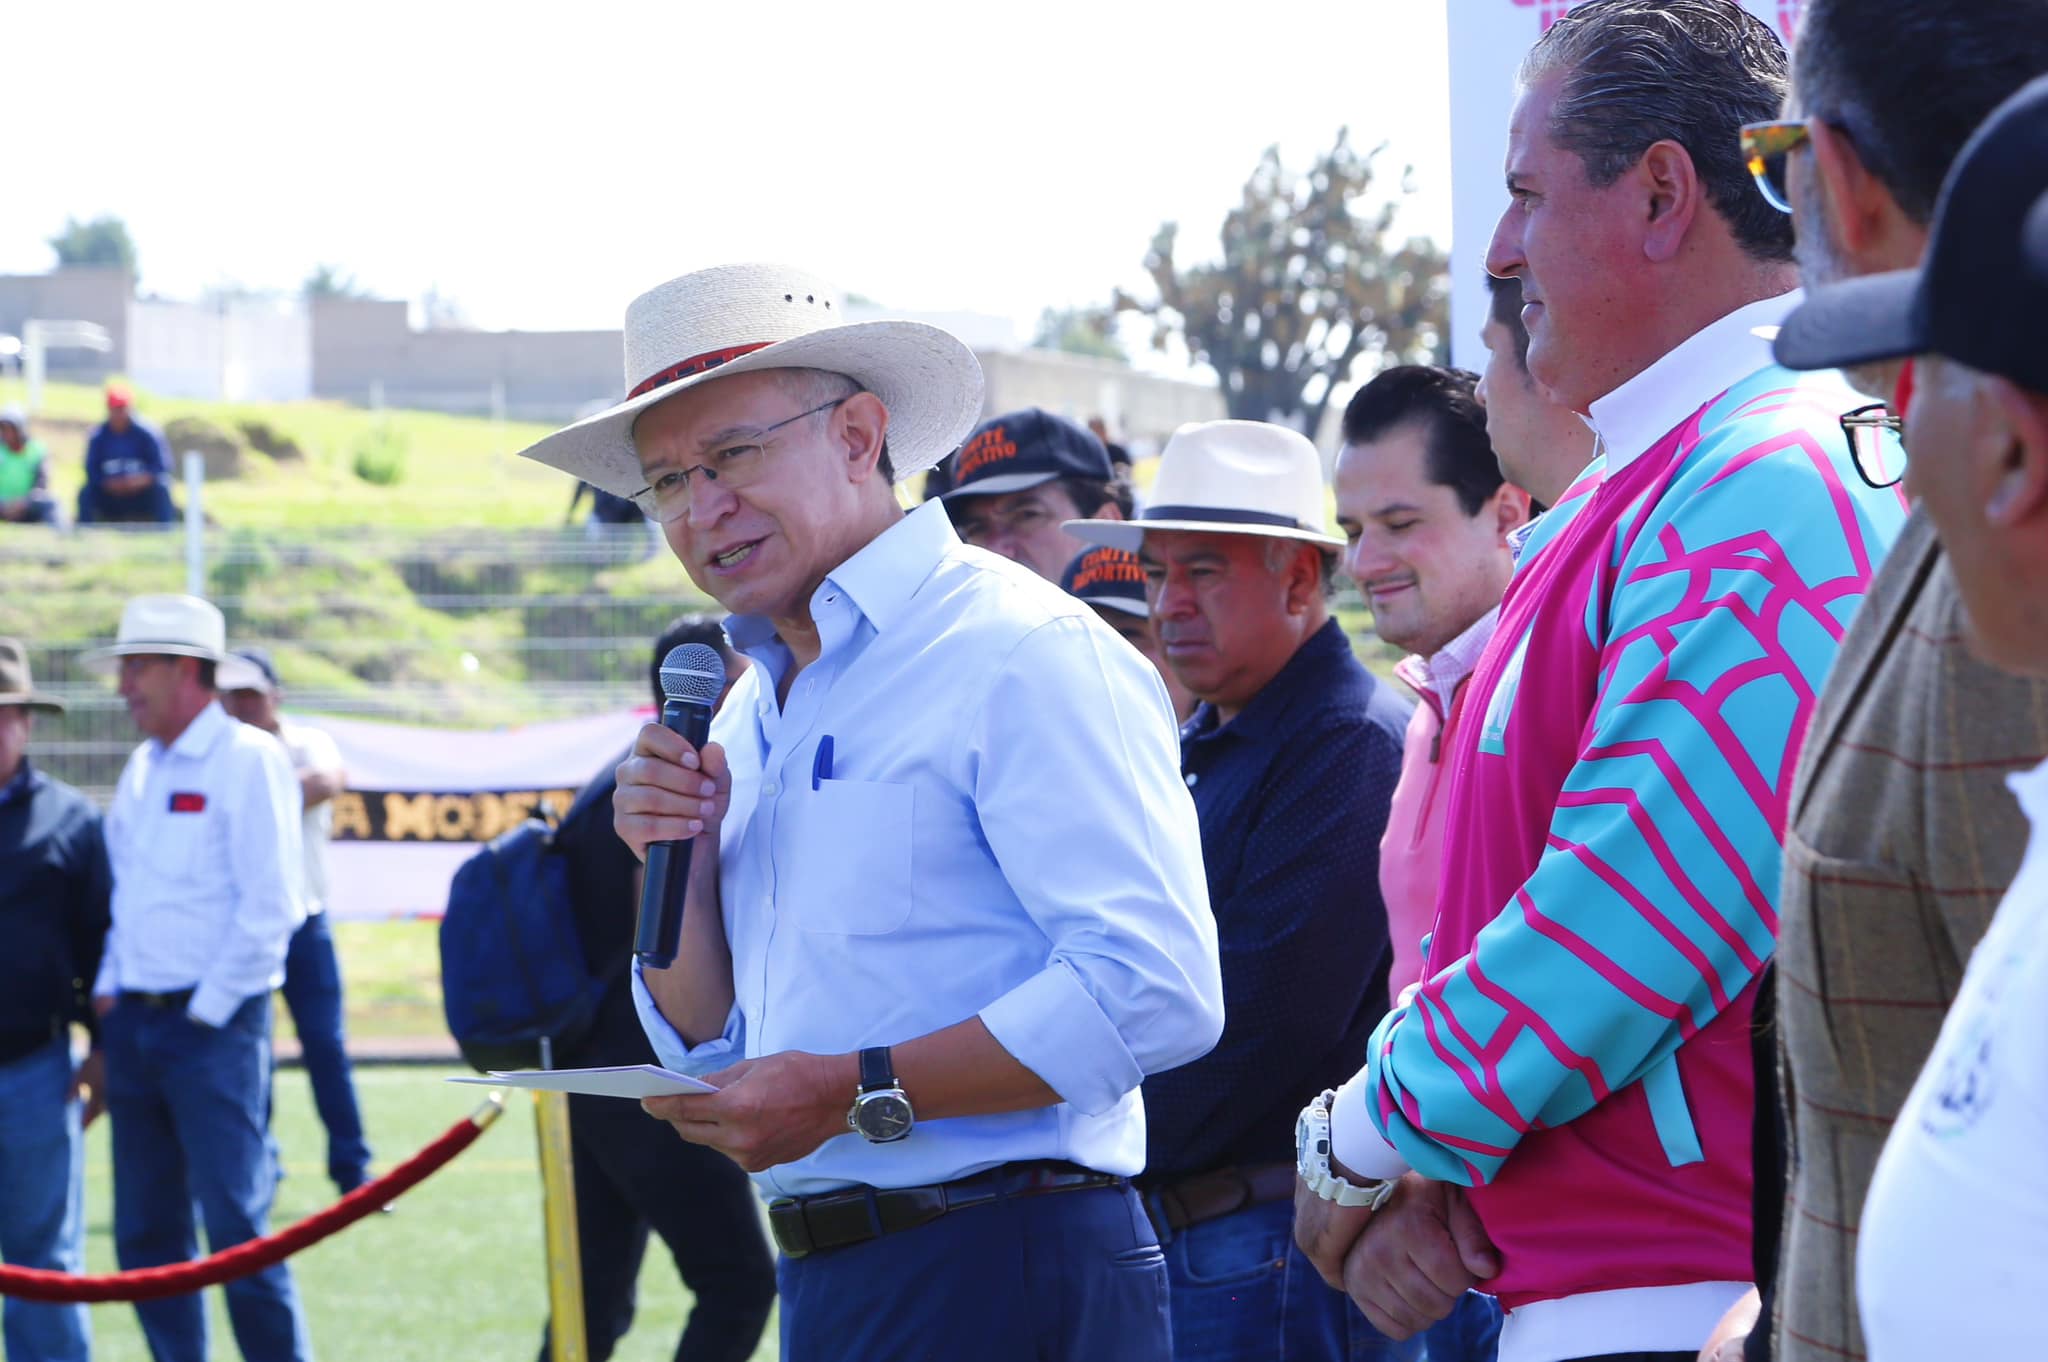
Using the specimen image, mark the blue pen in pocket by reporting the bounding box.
[812,735,835,790]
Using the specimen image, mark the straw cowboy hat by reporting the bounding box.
[1067,419,1345,553]
[81,594,227,674]
[516,263,985,497]
[0,638,65,713]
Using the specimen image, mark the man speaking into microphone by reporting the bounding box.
[516,263,1224,1362]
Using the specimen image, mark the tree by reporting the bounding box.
[304,263,370,299]
[48,215,138,273]
[1032,306,1128,364]
[1116,128,1449,435]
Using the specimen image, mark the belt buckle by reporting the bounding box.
[767,1198,813,1260]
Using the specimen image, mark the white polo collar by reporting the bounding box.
[1586,291,1801,475]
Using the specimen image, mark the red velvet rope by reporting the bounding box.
[0,1099,502,1303]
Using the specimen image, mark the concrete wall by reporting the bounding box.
[128,298,311,403]
[310,296,620,420]
[974,349,1225,456]
[0,267,131,380]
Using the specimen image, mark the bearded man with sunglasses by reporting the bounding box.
[517,264,1224,1362]
[1698,6,2048,1362]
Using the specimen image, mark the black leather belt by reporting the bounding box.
[768,1159,1124,1259]
[1140,1161,1298,1237]
[122,988,196,1010]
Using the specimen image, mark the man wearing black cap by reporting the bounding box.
[1704,7,2048,1360]
[945,408,1132,581]
[1772,72,2048,1362]
[1059,545,1197,723]
[218,648,373,1200]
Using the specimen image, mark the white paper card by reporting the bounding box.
[445,1064,719,1099]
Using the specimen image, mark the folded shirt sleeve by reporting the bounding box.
[632,961,746,1076]
[967,616,1224,1117]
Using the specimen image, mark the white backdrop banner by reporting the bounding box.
[317,708,647,921]
[1447,0,1805,372]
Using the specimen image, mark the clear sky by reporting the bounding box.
[10,0,1452,341]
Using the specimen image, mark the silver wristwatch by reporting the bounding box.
[1296,1088,1397,1209]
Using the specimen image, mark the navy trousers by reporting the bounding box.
[104,994,311,1362]
[776,1180,1170,1362]
[278,913,373,1192]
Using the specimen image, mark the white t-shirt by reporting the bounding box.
[278,719,343,915]
[1858,758,2048,1360]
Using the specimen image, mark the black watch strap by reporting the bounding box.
[858,1046,896,1094]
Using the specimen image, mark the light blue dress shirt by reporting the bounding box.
[634,498,1224,1198]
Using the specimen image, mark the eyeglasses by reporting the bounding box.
[1740,120,1811,214]
[1842,404,1906,489]
[630,395,851,523]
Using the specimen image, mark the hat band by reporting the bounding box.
[628,342,773,400]
[1142,504,1305,531]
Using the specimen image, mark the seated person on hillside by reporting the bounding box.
[0,405,58,525]
[78,387,177,525]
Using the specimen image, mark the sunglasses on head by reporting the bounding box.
[1739,120,1813,214]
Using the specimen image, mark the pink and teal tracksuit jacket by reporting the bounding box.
[1359,364,1909,1309]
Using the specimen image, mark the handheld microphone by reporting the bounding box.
[633,643,728,968]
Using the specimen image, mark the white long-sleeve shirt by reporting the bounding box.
[97,700,305,1026]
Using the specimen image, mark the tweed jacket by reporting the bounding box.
[1772,507,2048,1361]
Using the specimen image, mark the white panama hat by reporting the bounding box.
[82,594,227,673]
[516,263,985,496]
[1067,419,1344,553]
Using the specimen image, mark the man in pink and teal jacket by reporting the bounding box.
[1293,6,1909,1362]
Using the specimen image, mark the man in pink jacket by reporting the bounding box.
[1333,364,1532,1362]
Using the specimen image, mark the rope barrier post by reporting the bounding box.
[535,1038,586,1362]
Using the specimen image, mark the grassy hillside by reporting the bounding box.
[1,376,577,530]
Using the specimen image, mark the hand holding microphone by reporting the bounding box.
[615,644,728,968]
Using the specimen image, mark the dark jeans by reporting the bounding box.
[1160,1196,1422,1361]
[278,913,373,1191]
[0,494,58,525]
[1569,1353,1698,1361]
[776,1179,1170,1362]
[0,1036,90,1361]
[1422,1291,1503,1361]
[104,994,311,1362]
[76,480,177,525]
[539,1093,774,1362]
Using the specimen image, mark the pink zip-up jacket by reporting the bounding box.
[1349,364,1907,1310]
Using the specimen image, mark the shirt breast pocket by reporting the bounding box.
[147,804,217,881]
[776,778,914,936]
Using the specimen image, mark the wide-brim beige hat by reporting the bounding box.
[0,638,64,713]
[81,594,226,674]
[515,263,985,496]
[1067,419,1344,553]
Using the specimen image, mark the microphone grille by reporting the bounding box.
[658,643,727,706]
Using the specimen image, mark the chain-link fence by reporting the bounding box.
[12,522,709,803]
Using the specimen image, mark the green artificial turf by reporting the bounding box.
[74,1065,779,1361]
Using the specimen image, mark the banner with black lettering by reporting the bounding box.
[316,709,646,920]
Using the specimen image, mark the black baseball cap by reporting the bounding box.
[943,408,1113,499]
[1776,74,2048,394]
[1059,545,1149,618]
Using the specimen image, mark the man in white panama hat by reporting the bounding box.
[529,263,1224,1361]
[1066,420,1417,1362]
[85,594,312,1362]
